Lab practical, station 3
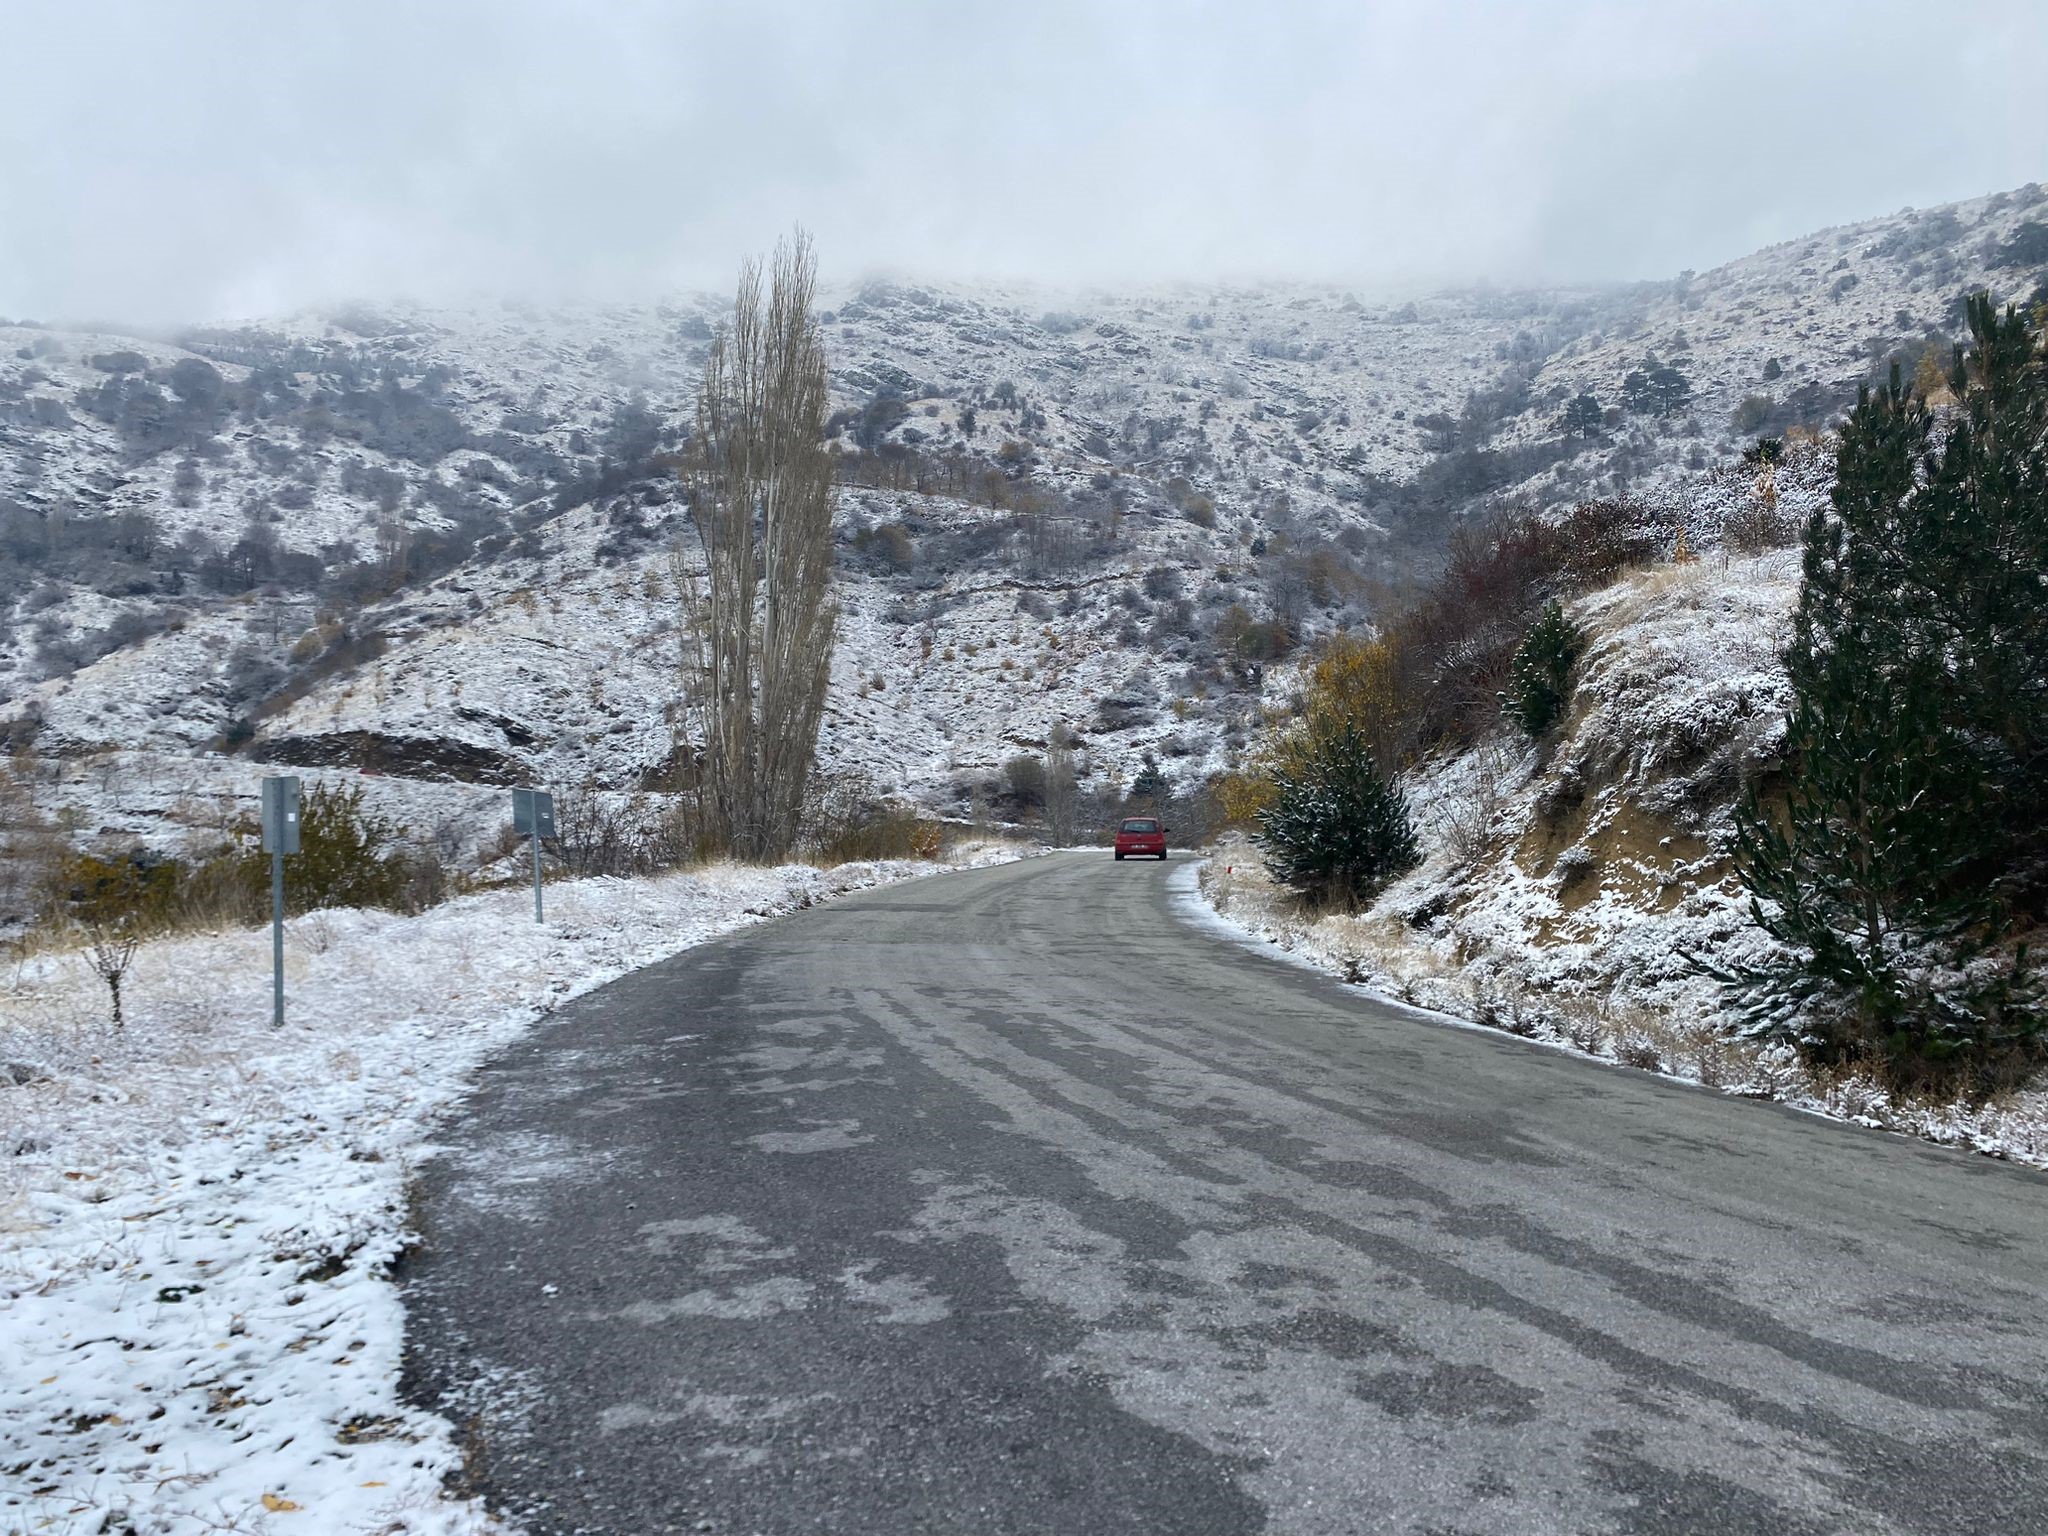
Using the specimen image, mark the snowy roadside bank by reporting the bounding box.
[1178,848,2048,1173]
[0,843,1027,1536]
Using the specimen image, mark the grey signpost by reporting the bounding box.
[513,787,556,923]
[260,774,301,1028]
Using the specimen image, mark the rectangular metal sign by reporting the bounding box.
[513,787,557,839]
[260,775,302,855]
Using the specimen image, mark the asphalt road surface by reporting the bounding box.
[402,853,2048,1535]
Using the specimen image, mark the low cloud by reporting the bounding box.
[4,0,2044,322]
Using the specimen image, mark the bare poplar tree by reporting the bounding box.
[679,233,838,860]
[1044,724,1080,847]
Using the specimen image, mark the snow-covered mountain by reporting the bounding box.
[3,181,2044,879]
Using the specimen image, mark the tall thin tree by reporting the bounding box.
[681,232,837,860]
[1044,724,1079,847]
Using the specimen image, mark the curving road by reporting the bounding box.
[401,853,2048,1535]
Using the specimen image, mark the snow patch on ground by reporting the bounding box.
[0,842,1025,1535]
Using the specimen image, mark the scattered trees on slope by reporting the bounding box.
[1217,496,1656,801]
[1620,363,1693,418]
[1992,219,2048,269]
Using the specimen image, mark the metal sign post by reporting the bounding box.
[512,788,556,924]
[259,775,302,1027]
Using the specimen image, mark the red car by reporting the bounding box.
[1113,817,1168,860]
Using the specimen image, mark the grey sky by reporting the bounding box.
[4,0,2044,323]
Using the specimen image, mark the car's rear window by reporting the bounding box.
[1120,819,1159,833]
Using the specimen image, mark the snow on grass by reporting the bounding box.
[0,841,1026,1535]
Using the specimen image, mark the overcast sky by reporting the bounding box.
[4,0,2044,323]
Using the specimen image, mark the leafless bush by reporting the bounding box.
[1722,495,1796,555]
[1470,979,1504,1030]
[1003,754,1047,809]
[1681,1019,1740,1087]
[423,812,468,868]
[1559,1002,1608,1056]
[552,786,704,878]
[1433,739,1518,864]
[1502,990,1544,1038]
[1556,496,1667,591]
[0,761,64,929]
[802,772,943,865]
[552,787,629,876]
[82,924,141,1028]
[291,911,339,957]
[1807,1054,1897,1121]
[481,821,526,866]
[402,841,455,910]
[1012,500,1090,578]
[1614,1031,1664,1073]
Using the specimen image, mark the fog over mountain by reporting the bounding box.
[5,0,2047,321]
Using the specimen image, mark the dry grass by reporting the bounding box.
[1588,556,1721,636]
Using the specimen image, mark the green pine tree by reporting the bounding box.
[1912,295,2048,877]
[1561,393,1604,439]
[1257,724,1419,910]
[1646,364,1694,416]
[1509,600,1584,737]
[1128,753,1171,806]
[1727,644,2009,1064]
[1723,293,2046,1087]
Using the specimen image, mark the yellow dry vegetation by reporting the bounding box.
[1209,632,1409,827]
[1300,633,1404,766]
[1211,768,1277,827]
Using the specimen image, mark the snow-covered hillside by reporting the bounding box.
[2,182,2044,892]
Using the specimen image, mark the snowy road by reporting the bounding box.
[401,853,2048,1535]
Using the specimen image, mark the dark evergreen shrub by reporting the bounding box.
[1509,600,1585,737]
[1257,725,1419,909]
